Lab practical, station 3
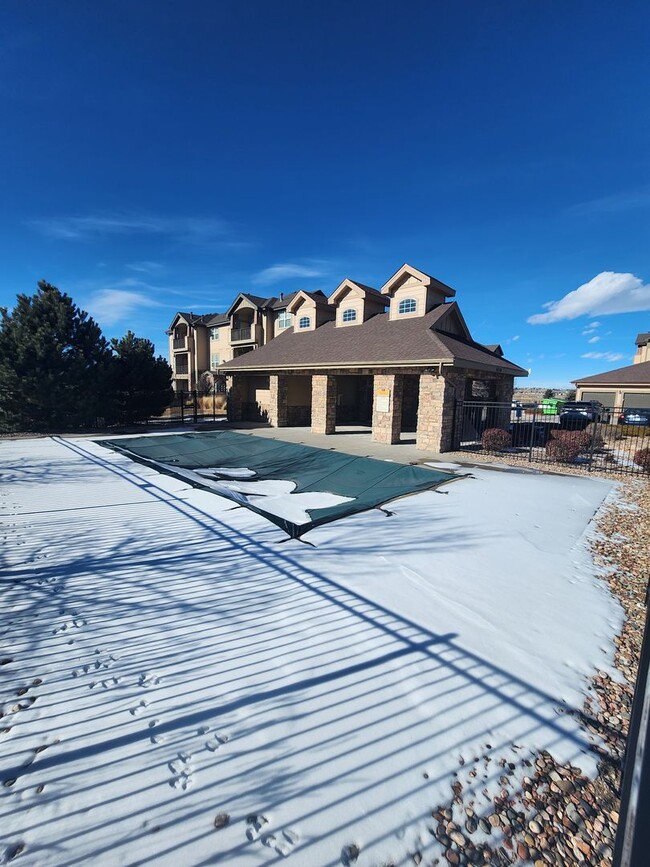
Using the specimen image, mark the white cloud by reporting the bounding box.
[581,329,594,335]
[580,351,625,362]
[527,272,650,324]
[86,289,162,327]
[588,321,601,328]
[587,335,601,343]
[29,213,228,244]
[252,262,327,286]
[511,335,520,341]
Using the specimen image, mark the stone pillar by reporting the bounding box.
[311,375,337,434]
[416,372,460,452]
[227,375,244,422]
[494,375,514,405]
[372,374,404,444]
[268,375,289,427]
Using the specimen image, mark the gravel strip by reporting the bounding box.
[416,478,650,867]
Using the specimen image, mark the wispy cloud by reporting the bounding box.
[568,187,650,217]
[580,351,625,362]
[589,321,601,328]
[126,261,164,273]
[251,261,328,286]
[29,213,228,244]
[587,335,601,344]
[86,288,162,327]
[528,272,650,324]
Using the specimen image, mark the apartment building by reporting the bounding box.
[166,291,300,391]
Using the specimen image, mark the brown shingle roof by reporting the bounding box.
[220,305,527,375]
[573,360,650,386]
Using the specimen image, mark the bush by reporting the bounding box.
[545,437,582,463]
[585,423,605,449]
[550,429,592,450]
[634,448,650,472]
[481,428,511,452]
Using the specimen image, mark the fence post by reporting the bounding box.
[212,390,216,421]
[180,391,185,425]
[528,406,537,462]
[193,389,198,424]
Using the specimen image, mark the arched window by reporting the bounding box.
[342,308,357,322]
[398,298,417,314]
[299,316,311,329]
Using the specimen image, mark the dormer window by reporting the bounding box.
[398,298,417,314]
[277,310,292,329]
[299,316,311,329]
[342,308,357,322]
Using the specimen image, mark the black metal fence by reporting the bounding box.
[148,389,227,426]
[453,401,650,476]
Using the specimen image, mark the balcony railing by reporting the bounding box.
[173,336,188,350]
[175,366,189,376]
[231,326,252,342]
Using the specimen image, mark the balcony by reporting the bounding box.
[172,336,190,351]
[175,366,189,376]
[230,326,253,343]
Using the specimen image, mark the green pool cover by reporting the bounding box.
[98,430,454,538]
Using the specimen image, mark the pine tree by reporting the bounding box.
[0,282,111,432]
[109,331,173,424]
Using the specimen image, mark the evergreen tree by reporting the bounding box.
[109,331,173,424]
[543,388,556,399]
[0,282,111,432]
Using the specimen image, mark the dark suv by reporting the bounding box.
[559,401,606,429]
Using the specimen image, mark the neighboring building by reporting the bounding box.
[167,293,298,391]
[218,264,527,452]
[574,332,650,410]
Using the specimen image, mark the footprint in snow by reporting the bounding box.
[246,814,269,841]
[205,732,229,752]
[168,752,194,791]
[262,829,300,857]
[149,719,167,745]
[130,700,150,716]
[139,672,161,689]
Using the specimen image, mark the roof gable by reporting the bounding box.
[380,263,456,298]
[328,278,387,306]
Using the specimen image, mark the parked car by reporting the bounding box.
[559,400,606,428]
[618,407,650,426]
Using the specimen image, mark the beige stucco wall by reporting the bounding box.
[634,343,650,364]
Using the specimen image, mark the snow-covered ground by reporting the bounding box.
[0,435,623,866]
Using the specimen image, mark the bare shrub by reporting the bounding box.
[481,428,511,452]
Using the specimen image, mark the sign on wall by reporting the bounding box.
[375,387,391,413]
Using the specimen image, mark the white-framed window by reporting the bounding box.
[342,308,357,322]
[299,316,311,329]
[210,353,220,369]
[398,298,417,314]
[210,327,219,340]
[277,310,292,329]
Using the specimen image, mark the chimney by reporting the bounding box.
[280,292,284,301]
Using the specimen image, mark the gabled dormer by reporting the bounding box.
[286,290,334,332]
[380,264,456,321]
[327,279,389,327]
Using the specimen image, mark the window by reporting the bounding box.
[277,310,292,329]
[209,327,219,340]
[210,353,220,369]
[342,308,357,322]
[398,298,417,314]
[299,316,311,329]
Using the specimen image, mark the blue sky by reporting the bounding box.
[1,0,648,386]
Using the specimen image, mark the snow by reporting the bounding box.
[0,435,623,866]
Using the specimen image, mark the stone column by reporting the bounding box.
[311,375,337,434]
[268,375,289,427]
[371,373,404,444]
[494,375,514,405]
[227,375,244,422]
[416,371,460,452]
